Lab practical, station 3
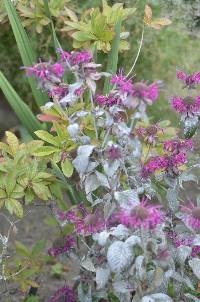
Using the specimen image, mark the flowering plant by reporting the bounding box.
[1,2,200,302]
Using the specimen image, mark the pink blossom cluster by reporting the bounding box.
[117,198,162,230]
[24,62,64,80]
[48,285,75,302]
[106,145,122,160]
[142,151,186,178]
[163,138,193,154]
[96,72,159,108]
[57,49,92,65]
[181,201,200,230]
[57,204,105,236]
[136,124,162,145]
[48,235,75,257]
[132,82,158,103]
[96,94,120,107]
[170,96,200,115]
[176,69,200,88]
[111,73,134,94]
[169,232,200,257]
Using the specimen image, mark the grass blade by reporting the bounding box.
[0,71,42,135]
[3,0,47,107]
[43,0,61,51]
[103,18,122,94]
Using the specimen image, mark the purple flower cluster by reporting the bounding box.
[181,201,200,231]
[57,49,92,65]
[176,69,200,88]
[116,197,162,230]
[56,204,105,236]
[48,285,75,302]
[48,235,75,257]
[142,152,186,178]
[132,82,158,103]
[96,94,120,107]
[142,138,191,177]
[96,72,159,108]
[170,232,200,257]
[111,73,134,94]
[136,124,162,145]
[171,96,200,116]
[163,138,193,153]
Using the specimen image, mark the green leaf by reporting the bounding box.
[34,130,59,146]
[25,188,35,204]
[3,0,47,107]
[15,241,30,257]
[32,183,51,200]
[72,31,95,42]
[0,71,43,135]
[32,146,59,156]
[103,18,122,94]
[32,240,45,256]
[5,173,16,195]
[5,198,23,218]
[43,0,61,51]
[61,158,74,178]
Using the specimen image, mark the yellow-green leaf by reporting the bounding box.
[5,198,23,218]
[6,131,19,155]
[61,158,74,178]
[34,130,59,146]
[32,146,59,156]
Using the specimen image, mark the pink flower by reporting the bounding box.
[111,72,134,94]
[51,63,64,77]
[136,124,162,145]
[57,204,106,236]
[163,138,193,154]
[117,198,162,229]
[170,96,200,115]
[48,285,75,302]
[142,151,187,178]
[48,235,75,257]
[106,145,122,160]
[181,201,200,230]
[176,69,200,88]
[132,82,159,103]
[170,96,187,113]
[96,94,121,107]
[71,51,92,65]
[57,48,72,61]
[48,86,68,98]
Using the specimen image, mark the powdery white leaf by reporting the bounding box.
[103,160,120,177]
[72,145,95,174]
[184,293,200,302]
[110,224,129,240]
[189,258,200,279]
[107,241,133,273]
[114,190,139,208]
[93,230,110,246]
[85,174,99,194]
[125,235,141,247]
[142,293,172,302]
[179,173,198,189]
[113,280,130,293]
[177,245,191,264]
[135,255,145,280]
[95,171,110,188]
[67,123,80,138]
[81,257,96,272]
[166,188,179,211]
[95,267,110,289]
[193,234,200,246]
